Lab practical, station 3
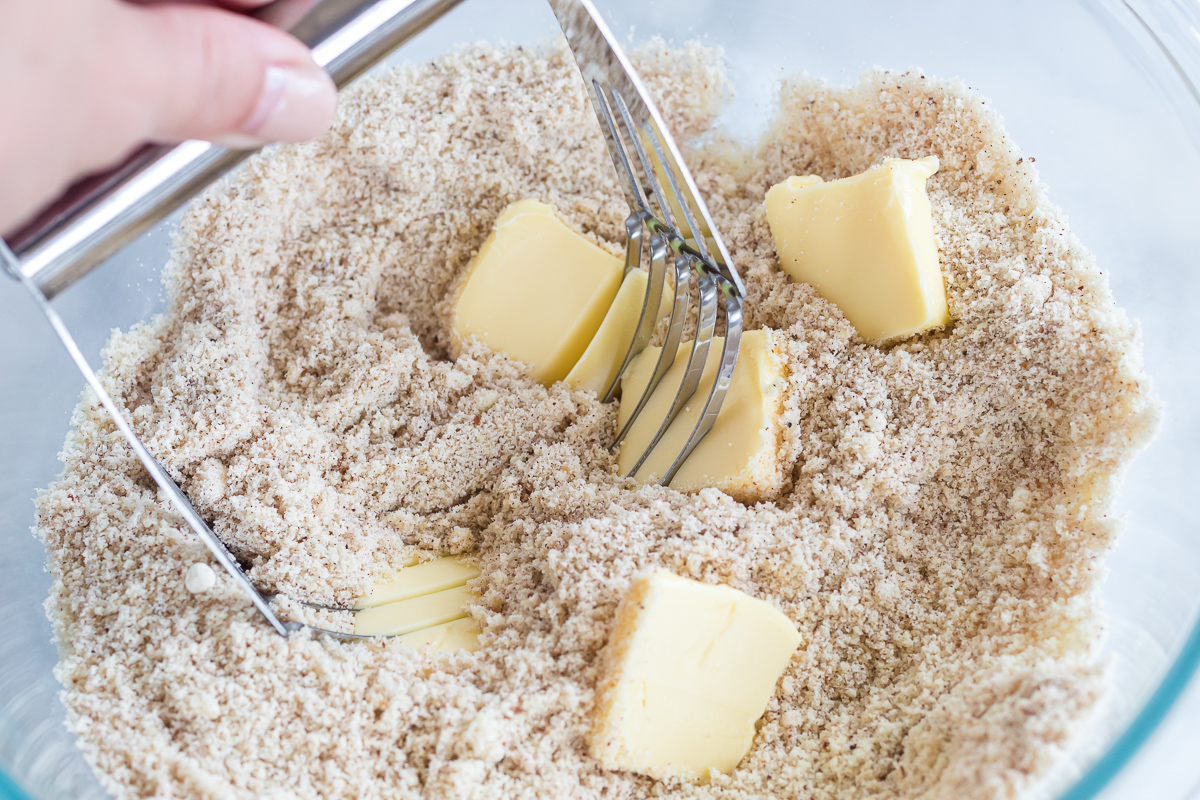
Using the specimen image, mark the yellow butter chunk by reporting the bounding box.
[353,556,481,648]
[617,330,785,504]
[590,571,801,781]
[452,199,624,385]
[564,267,671,396]
[764,156,949,342]
[398,617,482,653]
[353,584,473,637]
[357,555,480,609]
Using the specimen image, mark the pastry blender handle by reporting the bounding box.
[2,0,465,299]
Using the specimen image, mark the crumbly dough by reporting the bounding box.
[37,40,1156,800]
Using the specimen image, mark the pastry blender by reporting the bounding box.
[1,0,744,639]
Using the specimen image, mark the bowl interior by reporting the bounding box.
[2,1,1199,798]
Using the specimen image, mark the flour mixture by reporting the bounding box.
[37,40,1156,800]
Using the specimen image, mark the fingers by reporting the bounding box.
[253,0,322,30]
[113,1,337,148]
[0,0,338,234]
[123,0,278,10]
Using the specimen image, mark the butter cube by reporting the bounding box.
[357,555,480,609]
[452,199,624,385]
[353,584,474,637]
[398,617,483,653]
[353,556,481,651]
[564,266,671,396]
[764,157,949,342]
[617,330,785,504]
[590,571,801,781]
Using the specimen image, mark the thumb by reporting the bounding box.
[116,2,337,148]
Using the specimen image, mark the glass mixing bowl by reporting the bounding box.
[3,0,1199,797]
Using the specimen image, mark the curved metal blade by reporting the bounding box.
[624,264,718,478]
[546,0,745,297]
[611,233,690,449]
[661,280,744,485]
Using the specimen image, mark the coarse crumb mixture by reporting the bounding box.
[38,40,1156,800]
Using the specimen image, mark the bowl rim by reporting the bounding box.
[4,1,1200,798]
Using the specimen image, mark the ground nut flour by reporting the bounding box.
[37,41,1156,800]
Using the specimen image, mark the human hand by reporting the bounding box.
[0,0,338,234]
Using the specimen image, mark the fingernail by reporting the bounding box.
[216,64,336,149]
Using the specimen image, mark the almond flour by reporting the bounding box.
[37,40,1156,800]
